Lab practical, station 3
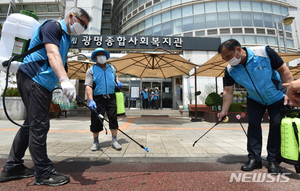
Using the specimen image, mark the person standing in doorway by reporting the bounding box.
[141,87,148,109]
[150,89,155,109]
[85,48,123,151]
[154,88,160,109]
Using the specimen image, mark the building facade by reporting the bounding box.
[1,0,300,111]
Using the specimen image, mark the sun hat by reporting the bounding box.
[91,48,110,62]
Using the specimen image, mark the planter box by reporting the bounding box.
[204,111,269,123]
[0,97,26,120]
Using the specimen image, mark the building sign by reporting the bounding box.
[71,35,220,51]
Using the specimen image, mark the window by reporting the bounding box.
[221,35,233,43]
[241,1,251,11]
[153,3,161,12]
[194,4,204,14]
[195,30,205,36]
[218,12,230,27]
[232,35,244,44]
[153,24,161,36]
[264,13,274,28]
[171,0,181,6]
[182,16,193,32]
[281,6,288,16]
[145,27,152,35]
[139,0,145,5]
[127,3,132,13]
[242,12,253,26]
[47,4,59,12]
[145,7,152,15]
[252,2,262,12]
[262,3,272,13]
[230,12,242,27]
[205,2,217,13]
[182,5,193,17]
[267,37,277,45]
[245,36,256,44]
[217,1,228,12]
[229,1,240,11]
[145,18,152,28]
[162,11,171,22]
[194,15,205,30]
[24,5,34,11]
[253,13,264,27]
[206,13,217,28]
[172,8,181,19]
[13,5,23,13]
[138,22,145,31]
[257,36,267,44]
[133,0,139,9]
[172,19,182,34]
[272,4,281,15]
[153,14,161,25]
[35,4,47,12]
[162,0,170,8]
[287,39,294,47]
[162,21,172,36]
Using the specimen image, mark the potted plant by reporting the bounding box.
[187,92,195,105]
[0,87,26,120]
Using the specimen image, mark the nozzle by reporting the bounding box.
[145,147,149,152]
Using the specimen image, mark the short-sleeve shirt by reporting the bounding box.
[40,20,62,47]
[224,46,284,86]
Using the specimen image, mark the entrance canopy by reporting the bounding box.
[192,52,300,77]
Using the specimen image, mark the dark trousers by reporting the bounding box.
[90,94,118,132]
[246,97,285,162]
[142,98,148,109]
[150,100,154,108]
[155,99,159,109]
[5,71,53,178]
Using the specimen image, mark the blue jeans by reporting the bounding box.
[246,97,285,162]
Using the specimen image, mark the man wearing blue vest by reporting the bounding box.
[217,39,293,174]
[85,48,123,152]
[141,87,149,109]
[0,7,92,186]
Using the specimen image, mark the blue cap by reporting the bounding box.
[91,48,110,62]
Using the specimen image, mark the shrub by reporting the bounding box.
[205,92,222,107]
[228,103,246,112]
[1,87,21,97]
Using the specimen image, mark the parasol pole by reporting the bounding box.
[191,67,202,122]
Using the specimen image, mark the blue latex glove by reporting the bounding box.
[116,81,123,89]
[89,99,97,110]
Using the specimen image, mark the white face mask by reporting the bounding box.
[227,50,241,66]
[69,18,85,35]
[97,55,106,64]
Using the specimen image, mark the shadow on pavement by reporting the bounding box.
[216,155,248,164]
[54,157,112,186]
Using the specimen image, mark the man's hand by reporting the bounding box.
[89,99,97,110]
[59,77,76,100]
[218,111,228,122]
[283,82,300,107]
[116,81,123,89]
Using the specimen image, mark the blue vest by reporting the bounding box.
[154,92,159,100]
[142,91,148,99]
[19,20,71,91]
[226,46,284,105]
[92,64,116,95]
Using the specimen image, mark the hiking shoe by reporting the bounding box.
[0,165,34,182]
[111,141,122,150]
[91,143,99,151]
[34,172,69,186]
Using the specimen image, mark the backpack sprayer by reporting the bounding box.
[0,11,149,153]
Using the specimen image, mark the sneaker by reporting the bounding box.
[34,170,69,186]
[91,143,99,151]
[0,165,34,182]
[111,141,122,150]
